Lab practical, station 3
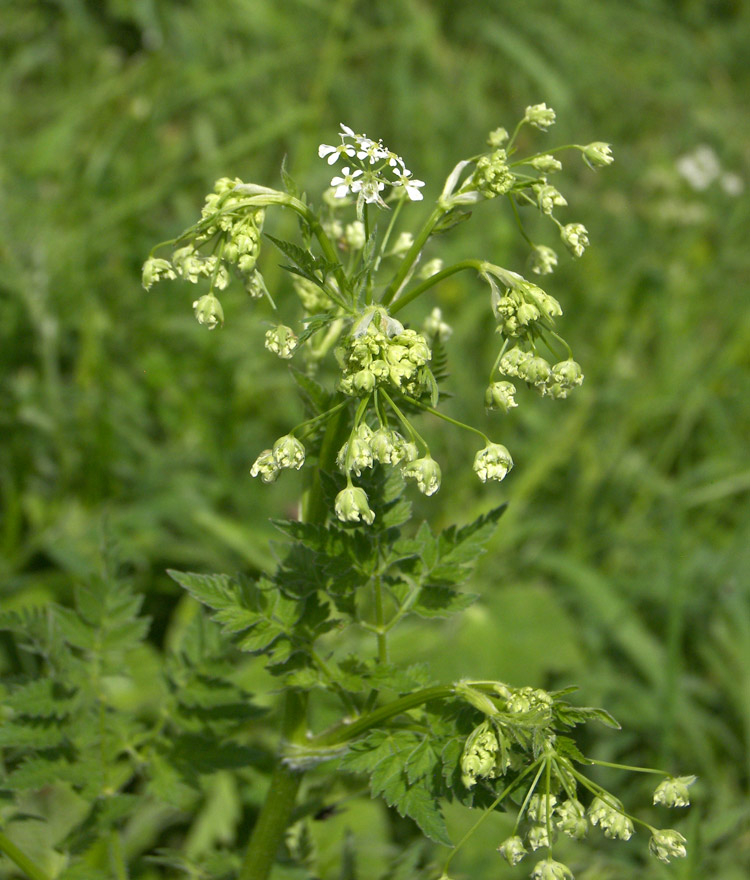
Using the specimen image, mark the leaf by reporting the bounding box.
[411,585,478,618]
[167,571,239,613]
[555,703,621,730]
[399,784,451,846]
[290,366,333,413]
[405,738,438,784]
[554,736,592,764]
[4,679,77,719]
[280,155,300,198]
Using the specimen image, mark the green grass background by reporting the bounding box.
[1,0,749,877]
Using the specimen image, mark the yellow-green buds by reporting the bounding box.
[497,835,527,866]
[534,183,567,215]
[500,347,533,377]
[422,307,452,342]
[245,270,269,299]
[344,221,366,250]
[582,142,614,169]
[649,829,687,862]
[505,686,553,716]
[530,154,563,173]
[530,245,558,276]
[370,427,413,465]
[530,858,573,880]
[485,381,517,413]
[473,149,515,198]
[460,721,499,788]
[487,127,509,148]
[653,776,696,808]
[520,356,552,388]
[272,435,305,470]
[548,359,584,399]
[250,450,279,483]
[265,325,298,359]
[524,103,556,131]
[401,455,441,496]
[555,799,588,839]
[527,825,552,851]
[560,222,589,257]
[587,796,634,840]
[334,485,375,525]
[337,428,374,477]
[192,293,224,329]
[527,794,557,824]
[473,444,513,483]
[142,257,176,290]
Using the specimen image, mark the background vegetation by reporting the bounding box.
[2,0,749,877]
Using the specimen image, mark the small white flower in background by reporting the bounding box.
[473,443,513,482]
[250,449,280,483]
[401,455,441,496]
[335,485,375,524]
[265,325,298,359]
[649,829,688,862]
[560,222,589,257]
[192,293,224,329]
[392,167,425,201]
[272,435,305,470]
[524,103,556,131]
[497,835,526,866]
[422,306,452,342]
[418,258,444,280]
[530,858,574,880]
[720,171,744,196]
[345,221,366,249]
[653,775,696,808]
[676,144,720,191]
[330,166,363,198]
[530,245,558,275]
[391,231,414,256]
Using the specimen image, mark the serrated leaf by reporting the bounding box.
[398,784,451,845]
[290,366,333,413]
[555,703,621,730]
[554,736,592,764]
[167,571,239,612]
[0,720,65,749]
[4,679,77,718]
[412,585,478,618]
[405,738,438,784]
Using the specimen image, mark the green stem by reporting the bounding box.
[400,395,490,444]
[381,206,445,306]
[0,832,51,880]
[109,830,128,880]
[374,574,388,663]
[389,260,481,315]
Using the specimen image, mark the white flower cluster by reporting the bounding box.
[319,124,425,205]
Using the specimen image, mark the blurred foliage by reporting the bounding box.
[1,0,749,877]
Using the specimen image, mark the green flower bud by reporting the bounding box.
[460,721,498,788]
[423,307,452,342]
[353,369,377,394]
[265,324,298,359]
[485,381,518,413]
[497,835,526,866]
[551,359,584,389]
[516,302,541,326]
[653,776,696,808]
[335,485,375,525]
[530,858,573,880]
[520,282,563,320]
[250,449,280,483]
[192,294,224,330]
[245,270,269,299]
[560,222,589,257]
[473,443,513,483]
[323,219,343,240]
[520,356,552,387]
[528,794,557,824]
[499,347,532,377]
[582,142,614,169]
[524,103,556,131]
[418,258,444,280]
[530,245,558,276]
[400,440,419,462]
[530,154,563,173]
[534,183,567,215]
[555,799,588,839]
[401,455,441,496]
[142,257,176,290]
[649,829,687,862]
[527,825,552,851]
[588,796,633,840]
[505,686,553,715]
[473,149,514,198]
[369,359,390,381]
[344,221,366,250]
[407,339,431,366]
[272,435,305,470]
[336,436,374,477]
[370,427,406,464]
[386,344,409,365]
[238,253,258,274]
[173,245,207,283]
[487,127,509,148]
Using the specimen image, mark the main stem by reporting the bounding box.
[0,832,51,880]
[238,407,350,880]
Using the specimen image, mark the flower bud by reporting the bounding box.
[527,825,552,851]
[344,221,366,250]
[353,369,377,394]
[250,449,280,483]
[530,858,573,880]
[370,427,404,464]
[588,796,633,840]
[473,150,514,198]
[335,485,375,525]
[582,142,614,169]
[265,324,298,359]
[422,307,452,342]
[238,253,258,274]
[555,799,588,839]
[530,245,558,276]
[391,231,414,256]
[524,103,556,131]
[534,183,567,215]
[520,356,551,387]
[401,455,441,496]
[530,154,563,173]
[272,435,305,470]
[245,270,269,299]
[418,258,444,280]
[192,294,224,329]
[336,436,374,476]
[460,721,498,788]
[649,829,687,862]
[497,835,526,866]
[516,302,541,326]
[653,776,696,808]
[487,127,509,148]
[552,359,584,388]
[142,257,176,290]
[499,347,532,377]
[560,222,589,257]
[485,381,518,413]
[473,444,513,483]
[528,794,557,824]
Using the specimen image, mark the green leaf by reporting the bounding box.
[4,679,77,719]
[405,738,439,784]
[411,585,479,618]
[290,366,333,413]
[554,736,592,764]
[167,571,240,613]
[555,703,621,730]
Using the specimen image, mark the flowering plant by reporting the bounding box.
[0,107,692,880]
